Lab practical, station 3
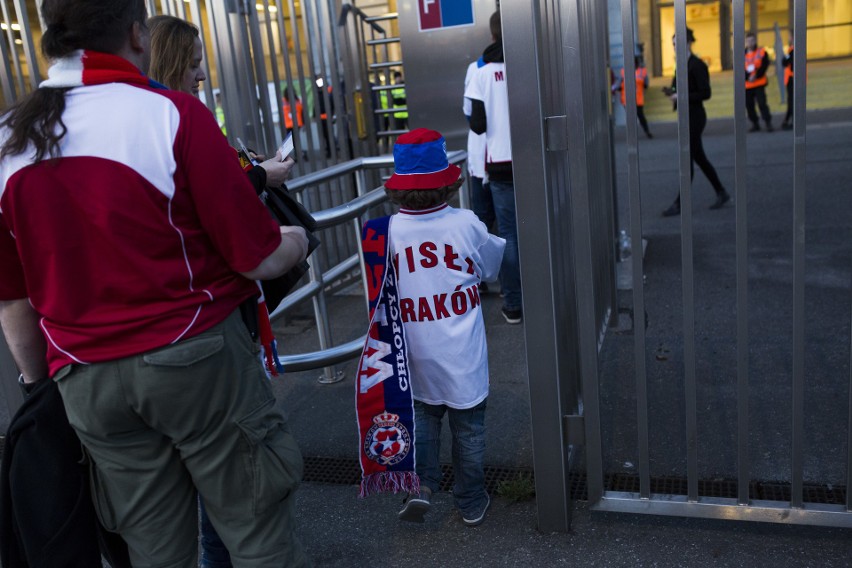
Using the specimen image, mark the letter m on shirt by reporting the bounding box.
[494,70,504,81]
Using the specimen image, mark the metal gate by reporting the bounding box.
[506,0,852,531]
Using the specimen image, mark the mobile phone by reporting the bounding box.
[236,137,259,167]
[278,133,294,160]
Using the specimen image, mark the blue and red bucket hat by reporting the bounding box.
[384,128,462,190]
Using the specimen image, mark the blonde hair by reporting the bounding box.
[147,15,200,90]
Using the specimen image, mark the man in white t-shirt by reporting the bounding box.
[463,58,500,294]
[464,10,522,324]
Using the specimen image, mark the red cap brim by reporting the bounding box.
[384,164,462,190]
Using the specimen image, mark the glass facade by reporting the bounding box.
[644,0,852,77]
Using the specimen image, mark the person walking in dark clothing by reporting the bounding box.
[745,31,774,132]
[662,28,730,217]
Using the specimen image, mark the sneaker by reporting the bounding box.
[766,123,774,132]
[398,487,431,523]
[709,191,731,210]
[501,307,522,325]
[462,494,491,527]
[781,122,793,130]
[749,124,761,133]
[662,202,680,217]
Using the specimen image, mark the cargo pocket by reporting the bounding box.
[80,445,119,532]
[236,399,304,516]
[143,334,224,367]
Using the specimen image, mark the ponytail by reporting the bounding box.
[0,88,69,162]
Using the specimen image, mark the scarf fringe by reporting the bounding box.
[358,471,420,499]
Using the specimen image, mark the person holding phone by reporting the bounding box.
[148,15,294,192]
[0,2,309,566]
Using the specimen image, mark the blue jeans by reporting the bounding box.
[414,399,488,517]
[470,175,495,230]
[489,180,522,310]
[200,499,232,568]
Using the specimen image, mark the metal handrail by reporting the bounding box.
[272,150,467,375]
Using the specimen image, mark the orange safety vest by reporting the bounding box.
[620,67,647,107]
[283,98,304,129]
[784,44,794,86]
[745,47,768,89]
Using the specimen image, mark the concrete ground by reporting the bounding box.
[272,106,852,566]
[2,79,850,568]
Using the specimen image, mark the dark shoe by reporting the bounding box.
[398,487,432,523]
[781,122,793,130]
[765,123,774,132]
[462,494,491,527]
[662,202,680,217]
[645,131,654,139]
[709,191,731,210]
[501,307,522,325]
[749,124,761,133]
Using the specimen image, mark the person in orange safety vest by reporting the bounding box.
[614,56,653,139]
[745,31,773,132]
[281,87,304,133]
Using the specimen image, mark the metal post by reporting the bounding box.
[620,0,650,500]
[673,0,699,503]
[732,0,751,507]
[790,0,807,510]
[503,0,572,533]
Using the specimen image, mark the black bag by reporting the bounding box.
[259,184,321,312]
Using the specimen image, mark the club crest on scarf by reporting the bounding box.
[356,216,419,497]
[364,412,411,466]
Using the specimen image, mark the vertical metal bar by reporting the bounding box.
[732,0,750,507]
[260,0,287,144]
[0,335,23,423]
[561,0,605,511]
[673,0,698,503]
[748,0,758,35]
[620,0,650,500]
[175,0,188,21]
[13,0,41,87]
[504,0,571,532]
[790,0,807,510]
[0,8,16,104]
[1,0,26,95]
[246,4,277,151]
[188,0,215,113]
[848,269,852,512]
[273,0,306,170]
[146,0,157,19]
[289,0,320,168]
[354,217,371,318]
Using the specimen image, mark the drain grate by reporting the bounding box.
[303,456,848,505]
[2,436,843,506]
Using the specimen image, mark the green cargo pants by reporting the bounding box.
[56,310,307,567]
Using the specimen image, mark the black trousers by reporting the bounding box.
[674,105,725,205]
[636,105,651,135]
[784,80,794,124]
[745,85,773,126]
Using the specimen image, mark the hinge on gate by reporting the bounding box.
[544,115,568,152]
[563,414,585,446]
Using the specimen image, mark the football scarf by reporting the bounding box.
[40,50,166,90]
[356,216,419,498]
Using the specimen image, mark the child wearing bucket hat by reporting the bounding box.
[384,128,505,527]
